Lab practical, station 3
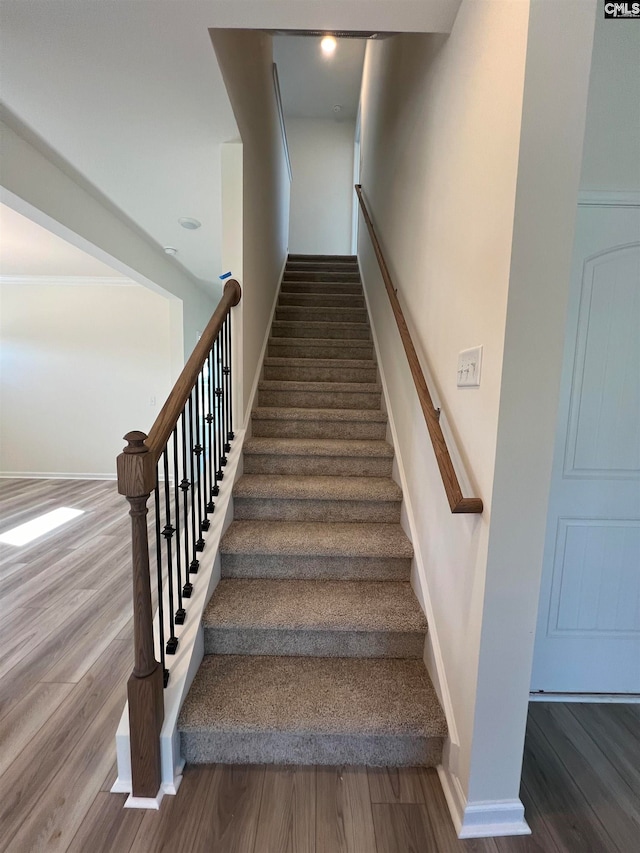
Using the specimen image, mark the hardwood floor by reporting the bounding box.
[0,478,638,852]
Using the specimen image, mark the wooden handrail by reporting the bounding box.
[146,278,241,463]
[355,185,483,514]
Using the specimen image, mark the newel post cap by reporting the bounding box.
[117,431,156,497]
[122,430,149,454]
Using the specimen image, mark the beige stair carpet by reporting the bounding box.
[178,254,447,766]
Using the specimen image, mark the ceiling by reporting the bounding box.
[0,2,239,290]
[274,36,367,120]
[0,204,129,278]
[0,2,460,291]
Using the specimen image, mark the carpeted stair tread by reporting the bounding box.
[271,320,371,340]
[267,337,374,358]
[251,406,386,423]
[259,379,381,394]
[288,253,357,262]
[204,579,426,635]
[276,306,368,322]
[281,282,363,295]
[243,437,393,459]
[234,474,402,502]
[278,293,365,307]
[264,356,376,369]
[220,520,413,558]
[178,655,446,738]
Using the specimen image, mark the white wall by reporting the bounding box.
[211,30,291,421]
[0,118,218,363]
[287,118,356,255]
[358,0,595,834]
[580,1,640,191]
[0,283,174,476]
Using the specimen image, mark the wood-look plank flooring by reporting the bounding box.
[1,478,638,852]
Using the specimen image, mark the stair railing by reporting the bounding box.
[116,279,241,798]
[355,185,483,514]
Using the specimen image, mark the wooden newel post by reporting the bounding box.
[117,430,164,799]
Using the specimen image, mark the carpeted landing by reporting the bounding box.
[178,254,447,766]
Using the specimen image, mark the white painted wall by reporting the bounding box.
[580,1,640,191]
[0,283,174,476]
[287,118,356,255]
[0,119,218,362]
[211,30,291,422]
[358,0,595,835]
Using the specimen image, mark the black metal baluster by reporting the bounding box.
[172,427,186,625]
[187,394,200,574]
[212,339,220,496]
[206,348,216,511]
[222,315,231,453]
[194,378,206,548]
[227,310,234,443]
[154,476,169,686]
[215,332,226,474]
[181,408,195,593]
[198,369,210,534]
[162,450,178,654]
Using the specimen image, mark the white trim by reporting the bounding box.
[0,275,135,286]
[243,254,288,429]
[0,471,117,481]
[359,261,459,751]
[438,766,530,839]
[578,190,640,207]
[530,692,640,703]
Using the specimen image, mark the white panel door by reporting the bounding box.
[531,201,640,694]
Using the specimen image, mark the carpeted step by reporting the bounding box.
[243,437,393,476]
[203,579,427,658]
[286,261,358,274]
[267,337,374,360]
[251,406,387,439]
[263,357,377,384]
[278,292,365,308]
[271,320,370,340]
[258,379,382,410]
[283,271,361,283]
[275,305,368,324]
[234,474,402,522]
[281,281,363,295]
[220,520,413,580]
[288,254,356,263]
[178,655,446,766]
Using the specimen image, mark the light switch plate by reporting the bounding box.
[457,346,482,387]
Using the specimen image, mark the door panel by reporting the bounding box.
[531,202,640,694]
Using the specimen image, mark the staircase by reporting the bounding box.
[178,254,447,766]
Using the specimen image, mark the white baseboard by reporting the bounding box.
[0,471,117,480]
[438,765,531,839]
[530,692,640,704]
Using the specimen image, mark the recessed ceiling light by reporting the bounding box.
[179,217,201,230]
[321,36,337,56]
[164,246,178,255]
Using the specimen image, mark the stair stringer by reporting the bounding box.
[358,261,461,762]
[112,255,288,808]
